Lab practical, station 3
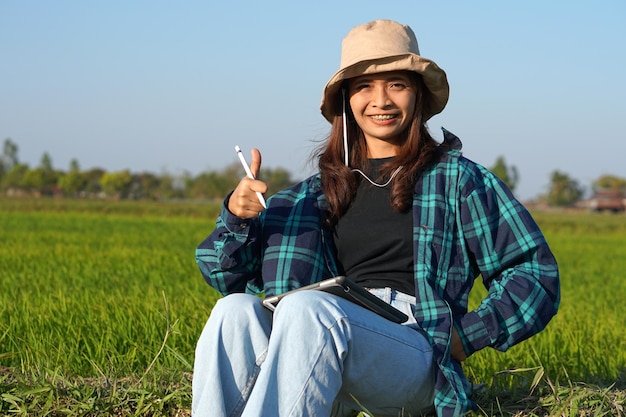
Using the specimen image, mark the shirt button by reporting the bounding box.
[240,223,247,229]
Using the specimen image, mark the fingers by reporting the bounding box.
[250,148,262,179]
[228,176,268,218]
[227,147,267,218]
[247,176,268,195]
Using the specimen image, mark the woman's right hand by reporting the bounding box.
[228,148,268,218]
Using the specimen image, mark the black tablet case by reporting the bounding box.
[262,276,409,323]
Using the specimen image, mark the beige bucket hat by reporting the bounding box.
[320,19,449,123]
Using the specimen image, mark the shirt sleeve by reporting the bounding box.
[195,194,264,296]
[455,165,560,356]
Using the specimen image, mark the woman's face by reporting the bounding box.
[347,71,417,155]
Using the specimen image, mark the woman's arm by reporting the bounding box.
[196,196,264,295]
[455,166,560,357]
[196,148,268,295]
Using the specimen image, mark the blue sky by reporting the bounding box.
[1,1,625,200]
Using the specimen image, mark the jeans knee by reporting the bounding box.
[197,293,265,347]
[274,290,345,329]
[274,290,319,314]
[210,293,261,321]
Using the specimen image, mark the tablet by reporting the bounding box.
[262,276,409,323]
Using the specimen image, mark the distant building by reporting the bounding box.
[589,189,625,212]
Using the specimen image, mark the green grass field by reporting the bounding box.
[1,197,624,416]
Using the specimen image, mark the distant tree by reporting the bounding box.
[546,170,584,207]
[187,162,242,200]
[83,168,106,195]
[490,156,519,192]
[128,172,162,200]
[187,163,295,200]
[592,175,626,193]
[100,170,132,199]
[223,161,245,183]
[158,172,185,200]
[1,138,19,175]
[188,170,238,200]
[40,152,53,172]
[58,172,86,197]
[36,152,59,195]
[1,163,29,192]
[58,160,87,197]
[260,167,295,196]
[21,168,46,194]
[69,159,80,172]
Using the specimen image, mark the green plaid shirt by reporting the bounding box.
[196,131,560,416]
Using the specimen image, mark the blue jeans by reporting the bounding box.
[192,288,435,417]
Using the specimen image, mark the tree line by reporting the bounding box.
[490,155,626,206]
[1,138,625,206]
[0,138,295,201]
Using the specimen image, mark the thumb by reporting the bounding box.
[250,148,262,178]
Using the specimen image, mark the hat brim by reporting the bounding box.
[320,54,449,122]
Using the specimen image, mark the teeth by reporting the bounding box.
[370,115,395,120]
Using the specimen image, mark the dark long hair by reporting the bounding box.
[314,73,441,226]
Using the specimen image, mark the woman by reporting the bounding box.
[192,19,560,417]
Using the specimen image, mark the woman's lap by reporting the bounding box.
[193,290,434,416]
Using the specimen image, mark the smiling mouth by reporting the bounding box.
[369,115,397,121]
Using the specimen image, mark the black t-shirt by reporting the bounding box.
[333,158,415,296]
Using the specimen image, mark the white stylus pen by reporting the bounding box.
[235,145,267,209]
